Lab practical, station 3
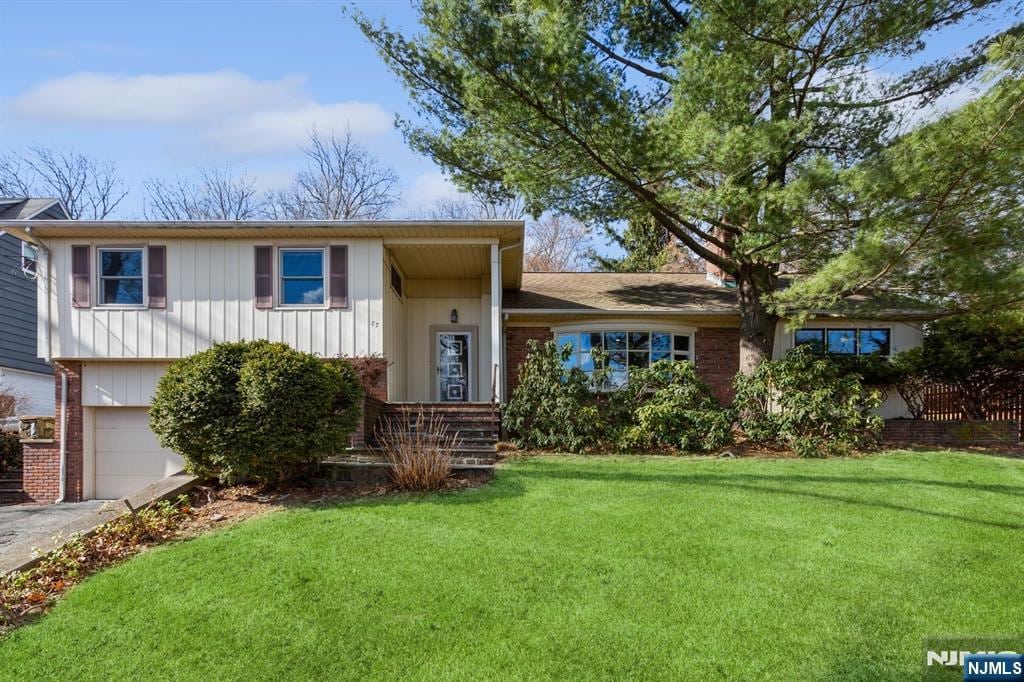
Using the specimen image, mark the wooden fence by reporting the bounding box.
[922,384,1024,440]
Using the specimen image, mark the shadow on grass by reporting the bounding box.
[510,466,1024,531]
[281,477,530,515]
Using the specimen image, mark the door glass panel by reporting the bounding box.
[438,333,471,402]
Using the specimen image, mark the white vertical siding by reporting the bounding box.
[81,361,172,406]
[403,292,492,401]
[46,239,385,360]
[383,251,407,400]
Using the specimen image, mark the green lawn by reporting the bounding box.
[1,451,1022,680]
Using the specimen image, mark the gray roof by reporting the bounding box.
[504,272,738,313]
[504,272,931,318]
[0,197,69,220]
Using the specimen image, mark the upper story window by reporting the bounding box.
[98,248,145,306]
[390,263,404,298]
[557,329,693,388]
[794,327,891,356]
[21,242,38,276]
[279,248,325,306]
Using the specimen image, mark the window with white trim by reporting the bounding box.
[98,247,145,306]
[556,330,692,388]
[21,242,38,276]
[279,248,325,306]
[794,327,891,356]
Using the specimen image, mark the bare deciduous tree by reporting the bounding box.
[144,166,266,220]
[0,146,127,219]
[423,191,525,220]
[524,214,592,272]
[271,129,398,220]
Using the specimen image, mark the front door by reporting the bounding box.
[436,331,472,402]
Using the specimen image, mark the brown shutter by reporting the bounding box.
[147,245,166,309]
[255,246,273,309]
[71,245,91,308]
[329,245,348,309]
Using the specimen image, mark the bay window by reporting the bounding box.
[556,329,692,388]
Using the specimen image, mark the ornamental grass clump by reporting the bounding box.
[373,408,459,491]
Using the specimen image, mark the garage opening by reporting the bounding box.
[93,408,184,499]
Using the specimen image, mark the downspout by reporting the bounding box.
[496,242,520,403]
[57,371,68,503]
[24,228,64,501]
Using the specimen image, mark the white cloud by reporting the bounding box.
[405,171,462,207]
[207,101,391,155]
[4,70,392,156]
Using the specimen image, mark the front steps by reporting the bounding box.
[318,402,500,486]
[0,468,27,505]
[371,402,500,458]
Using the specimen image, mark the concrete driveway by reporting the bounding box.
[0,501,114,574]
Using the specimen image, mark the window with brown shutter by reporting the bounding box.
[148,245,166,308]
[255,246,273,309]
[71,245,91,308]
[329,245,348,309]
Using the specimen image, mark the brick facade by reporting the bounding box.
[694,327,741,403]
[882,419,1019,446]
[505,326,552,396]
[22,360,84,503]
[346,357,388,402]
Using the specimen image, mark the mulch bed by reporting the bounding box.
[0,477,482,636]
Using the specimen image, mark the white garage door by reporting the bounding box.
[94,408,184,499]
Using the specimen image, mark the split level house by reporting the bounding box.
[0,219,926,502]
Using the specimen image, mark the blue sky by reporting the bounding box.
[0,0,454,217]
[0,0,1017,221]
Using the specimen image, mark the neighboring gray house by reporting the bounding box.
[0,198,69,416]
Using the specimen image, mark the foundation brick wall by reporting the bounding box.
[22,360,84,503]
[505,326,552,396]
[346,357,388,402]
[882,419,1019,446]
[695,328,741,404]
[351,396,386,448]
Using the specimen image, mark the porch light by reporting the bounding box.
[450,308,459,324]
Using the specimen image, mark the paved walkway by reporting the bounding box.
[0,501,113,573]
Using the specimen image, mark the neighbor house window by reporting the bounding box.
[556,330,692,388]
[21,242,38,276]
[794,327,891,356]
[279,248,325,306]
[98,248,145,306]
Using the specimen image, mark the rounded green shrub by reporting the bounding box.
[612,361,734,452]
[733,345,882,457]
[150,341,363,484]
[502,339,605,453]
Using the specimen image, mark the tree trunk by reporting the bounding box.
[736,265,780,374]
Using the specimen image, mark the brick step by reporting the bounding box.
[376,424,498,434]
[378,413,499,424]
[317,457,495,487]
